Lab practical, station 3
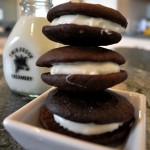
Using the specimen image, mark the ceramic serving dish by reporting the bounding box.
[3,88,146,150]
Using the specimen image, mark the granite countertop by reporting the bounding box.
[124,34,150,40]
[114,47,150,150]
[0,47,150,150]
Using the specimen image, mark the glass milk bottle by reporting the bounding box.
[3,0,56,97]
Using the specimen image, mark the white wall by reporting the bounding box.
[118,0,149,34]
[53,0,81,6]
[53,0,69,6]
[53,0,118,9]
[83,0,118,9]
[0,0,17,22]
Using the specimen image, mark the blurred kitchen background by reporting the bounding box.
[0,0,150,54]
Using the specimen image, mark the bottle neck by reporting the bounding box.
[20,0,53,17]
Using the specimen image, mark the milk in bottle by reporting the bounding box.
[3,0,56,96]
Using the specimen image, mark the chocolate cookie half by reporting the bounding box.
[40,71,127,91]
[43,2,127,46]
[42,25,122,46]
[40,88,135,146]
[36,46,127,91]
[36,46,126,67]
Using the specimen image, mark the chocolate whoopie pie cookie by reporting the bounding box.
[42,2,127,46]
[40,88,135,146]
[36,46,128,92]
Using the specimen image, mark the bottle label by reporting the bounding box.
[9,47,34,81]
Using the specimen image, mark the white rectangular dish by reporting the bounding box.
[3,88,146,150]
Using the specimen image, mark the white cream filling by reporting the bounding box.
[50,62,120,75]
[54,114,123,135]
[51,14,125,33]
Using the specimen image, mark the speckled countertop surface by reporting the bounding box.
[114,48,150,150]
[0,47,150,150]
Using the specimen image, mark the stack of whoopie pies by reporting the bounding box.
[36,2,135,147]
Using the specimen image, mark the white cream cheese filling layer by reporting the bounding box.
[50,62,120,75]
[51,14,125,33]
[54,114,123,135]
